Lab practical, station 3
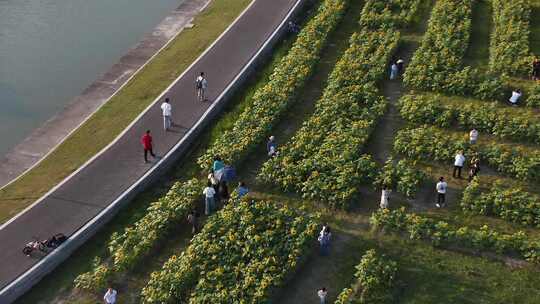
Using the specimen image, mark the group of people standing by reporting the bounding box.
[380,128,482,209]
[140,72,209,163]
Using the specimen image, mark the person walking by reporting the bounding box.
[203,182,216,215]
[160,98,172,131]
[267,135,277,157]
[380,185,391,209]
[196,72,208,102]
[435,176,448,208]
[390,62,398,80]
[103,287,117,304]
[187,209,199,234]
[453,150,465,178]
[141,130,155,163]
[469,128,478,144]
[317,287,328,304]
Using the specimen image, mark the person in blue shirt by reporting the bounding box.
[213,156,225,173]
[237,181,249,198]
[267,135,277,157]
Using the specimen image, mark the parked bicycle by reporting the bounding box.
[22,233,67,256]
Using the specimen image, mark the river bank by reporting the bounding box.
[0,0,251,224]
[0,0,209,189]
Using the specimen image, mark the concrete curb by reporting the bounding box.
[0,0,305,302]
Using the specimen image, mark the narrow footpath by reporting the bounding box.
[0,0,299,294]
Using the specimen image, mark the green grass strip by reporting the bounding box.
[0,0,251,224]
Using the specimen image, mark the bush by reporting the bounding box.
[462,177,540,227]
[370,207,540,263]
[141,200,319,303]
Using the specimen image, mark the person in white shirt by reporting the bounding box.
[469,128,478,144]
[203,182,216,215]
[509,89,522,106]
[195,72,208,102]
[435,176,448,208]
[160,98,172,131]
[103,287,117,304]
[317,287,328,304]
[453,150,466,178]
[380,185,391,209]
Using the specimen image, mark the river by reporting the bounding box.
[0,0,181,156]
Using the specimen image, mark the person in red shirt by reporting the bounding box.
[141,130,155,163]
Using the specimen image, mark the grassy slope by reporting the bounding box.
[0,0,251,224]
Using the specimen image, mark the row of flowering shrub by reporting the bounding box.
[334,249,398,304]
[75,179,202,291]
[370,207,540,263]
[489,0,533,76]
[74,0,348,290]
[140,200,319,303]
[398,93,540,144]
[374,158,427,199]
[359,0,420,29]
[197,0,349,170]
[403,0,504,100]
[258,29,395,208]
[258,0,422,208]
[394,126,540,181]
[462,177,540,227]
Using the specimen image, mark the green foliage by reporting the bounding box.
[370,207,540,263]
[398,93,540,144]
[140,200,319,303]
[489,0,533,76]
[259,0,422,208]
[394,126,540,181]
[525,84,540,107]
[462,177,540,227]
[74,257,111,292]
[334,250,398,304]
[75,179,202,289]
[197,0,349,170]
[359,0,420,29]
[404,0,504,100]
[374,158,427,199]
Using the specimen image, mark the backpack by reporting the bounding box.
[196,77,203,89]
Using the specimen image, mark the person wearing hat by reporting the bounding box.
[267,135,277,157]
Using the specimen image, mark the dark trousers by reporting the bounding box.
[453,165,462,178]
[437,193,445,205]
[144,148,155,162]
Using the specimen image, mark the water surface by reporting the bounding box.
[0,0,181,156]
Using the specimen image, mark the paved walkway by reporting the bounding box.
[0,0,298,290]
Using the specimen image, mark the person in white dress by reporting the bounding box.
[380,185,391,209]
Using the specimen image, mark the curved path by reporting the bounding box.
[0,0,299,294]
